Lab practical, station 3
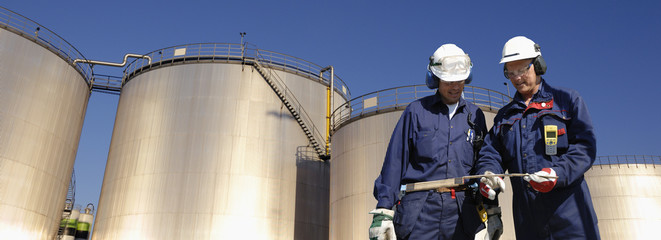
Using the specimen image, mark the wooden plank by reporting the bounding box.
[404,173,557,193]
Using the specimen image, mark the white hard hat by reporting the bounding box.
[500,36,541,64]
[428,44,472,82]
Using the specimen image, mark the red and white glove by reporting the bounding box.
[523,168,557,192]
[479,171,506,200]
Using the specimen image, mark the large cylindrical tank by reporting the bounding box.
[329,85,505,240]
[0,7,91,240]
[92,44,348,239]
[496,158,661,239]
[584,159,661,239]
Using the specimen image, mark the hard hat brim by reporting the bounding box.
[499,52,540,64]
[431,69,471,82]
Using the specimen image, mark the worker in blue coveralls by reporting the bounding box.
[476,36,600,239]
[369,44,503,240]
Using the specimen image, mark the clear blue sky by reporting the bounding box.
[3,0,660,215]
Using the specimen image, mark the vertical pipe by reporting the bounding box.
[329,66,334,156]
[321,65,334,157]
[326,72,331,156]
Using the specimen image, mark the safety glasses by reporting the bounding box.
[429,55,472,76]
[504,62,533,79]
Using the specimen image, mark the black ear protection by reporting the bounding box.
[503,43,547,79]
[532,44,547,75]
[426,56,473,89]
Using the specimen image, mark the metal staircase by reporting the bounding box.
[247,55,329,160]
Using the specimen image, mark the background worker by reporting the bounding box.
[369,44,502,240]
[477,36,600,239]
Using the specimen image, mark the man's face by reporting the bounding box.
[505,59,540,99]
[438,80,465,104]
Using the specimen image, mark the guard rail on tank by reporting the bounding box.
[594,155,661,166]
[331,84,511,132]
[91,74,123,94]
[122,43,350,100]
[0,6,93,84]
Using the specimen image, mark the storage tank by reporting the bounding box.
[92,44,348,239]
[329,85,507,239]
[496,156,661,239]
[0,7,92,240]
[585,156,661,239]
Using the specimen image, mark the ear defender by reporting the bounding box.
[502,65,509,79]
[533,55,547,75]
[426,71,439,89]
[533,44,547,75]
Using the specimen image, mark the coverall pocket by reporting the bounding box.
[497,122,516,159]
[394,191,427,238]
[413,130,438,160]
[541,114,569,151]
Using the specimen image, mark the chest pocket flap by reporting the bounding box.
[540,111,570,151]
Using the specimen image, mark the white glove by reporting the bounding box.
[484,206,503,240]
[479,171,506,200]
[369,208,396,240]
[523,168,557,192]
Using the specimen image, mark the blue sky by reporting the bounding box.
[3,0,660,216]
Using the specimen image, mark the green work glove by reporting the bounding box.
[368,208,396,240]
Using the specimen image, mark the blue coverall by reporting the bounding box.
[476,80,600,239]
[373,92,487,240]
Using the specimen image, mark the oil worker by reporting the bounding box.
[369,44,503,240]
[476,36,600,239]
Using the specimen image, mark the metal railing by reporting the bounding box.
[123,43,351,100]
[331,85,511,132]
[0,6,93,84]
[594,155,661,166]
[91,74,122,95]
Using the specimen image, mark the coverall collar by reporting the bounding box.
[432,91,468,112]
[499,79,554,116]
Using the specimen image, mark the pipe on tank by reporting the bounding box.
[73,53,151,67]
[321,66,334,157]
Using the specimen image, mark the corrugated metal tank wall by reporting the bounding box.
[329,86,502,240]
[496,162,661,240]
[585,163,661,239]
[0,25,90,238]
[92,53,345,239]
[330,110,402,240]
